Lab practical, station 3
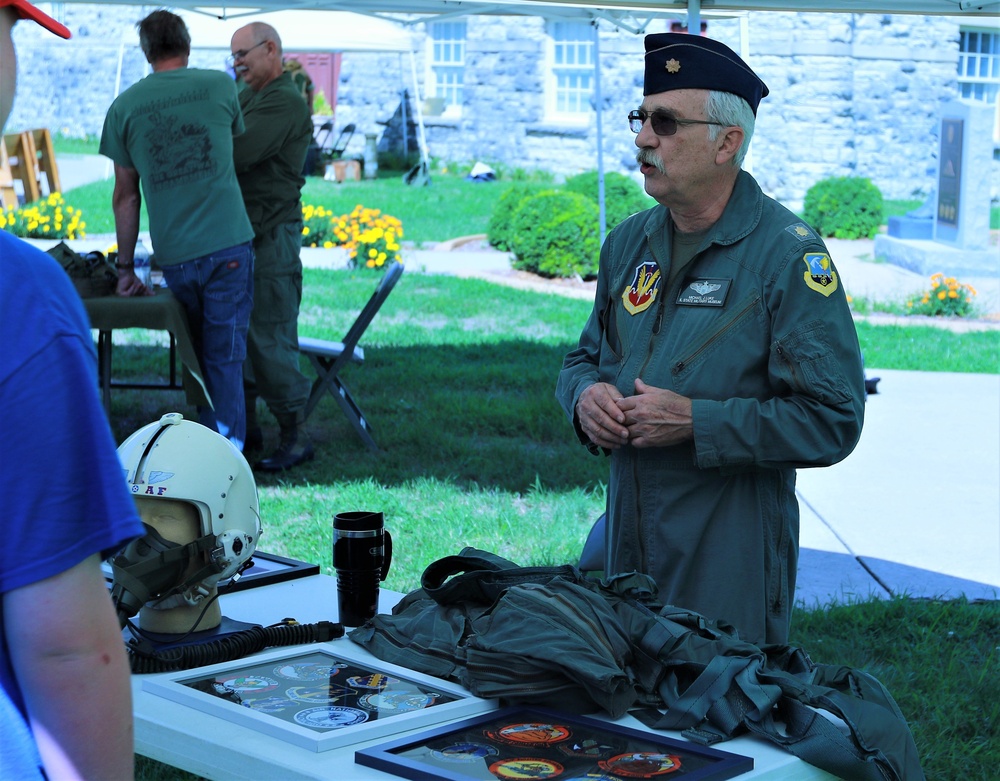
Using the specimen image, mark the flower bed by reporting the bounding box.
[1,192,86,239]
[301,203,402,270]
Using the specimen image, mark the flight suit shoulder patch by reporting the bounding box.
[802,252,839,297]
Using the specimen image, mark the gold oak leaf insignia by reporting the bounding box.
[665,58,681,73]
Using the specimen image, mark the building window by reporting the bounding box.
[427,21,466,116]
[547,21,594,121]
[958,29,1000,102]
[958,29,999,139]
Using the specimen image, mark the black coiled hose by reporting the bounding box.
[128,618,344,674]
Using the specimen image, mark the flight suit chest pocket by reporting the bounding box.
[671,291,763,379]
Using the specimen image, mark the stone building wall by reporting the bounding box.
[8,5,992,208]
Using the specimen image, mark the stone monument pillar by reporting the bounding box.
[876,99,997,278]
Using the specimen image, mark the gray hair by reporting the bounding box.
[705,90,755,168]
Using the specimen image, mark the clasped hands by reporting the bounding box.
[577,379,693,450]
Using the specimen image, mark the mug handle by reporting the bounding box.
[380,530,393,582]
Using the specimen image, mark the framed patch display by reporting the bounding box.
[142,641,494,752]
[355,706,753,780]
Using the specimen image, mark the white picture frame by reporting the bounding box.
[142,640,495,752]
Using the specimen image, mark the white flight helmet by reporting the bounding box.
[113,413,261,614]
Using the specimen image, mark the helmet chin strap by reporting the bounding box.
[109,524,217,627]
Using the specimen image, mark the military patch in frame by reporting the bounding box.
[356,706,754,780]
[143,642,493,752]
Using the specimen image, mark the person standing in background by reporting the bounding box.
[283,57,315,114]
[230,21,316,471]
[99,9,255,450]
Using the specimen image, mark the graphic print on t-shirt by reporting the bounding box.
[143,106,217,192]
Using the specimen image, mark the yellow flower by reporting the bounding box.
[937,290,946,300]
[948,290,958,299]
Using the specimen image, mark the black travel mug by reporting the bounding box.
[332,511,393,626]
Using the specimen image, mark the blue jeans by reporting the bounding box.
[162,242,254,449]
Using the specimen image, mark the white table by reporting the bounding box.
[132,575,836,780]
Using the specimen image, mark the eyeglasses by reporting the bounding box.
[226,40,267,68]
[628,109,726,137]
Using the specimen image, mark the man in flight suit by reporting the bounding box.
[557,33,866,646]
[230,21,315,471]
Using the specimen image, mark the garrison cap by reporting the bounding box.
[1,0,71,37]
[644,33,767,115]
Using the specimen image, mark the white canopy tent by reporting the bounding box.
[177,8,413,52]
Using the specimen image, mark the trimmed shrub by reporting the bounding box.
[564,170,652,230]
[487,183,550,251]
[803,176,884,240]
[510,190,601,279]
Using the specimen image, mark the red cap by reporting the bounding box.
[1,0,71,39]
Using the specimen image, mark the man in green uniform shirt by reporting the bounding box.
[557,33,866,647]
[230,21,315,471]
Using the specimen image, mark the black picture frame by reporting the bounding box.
[222,551,321,592]
[355,706,753,780]
[102,551,319,592]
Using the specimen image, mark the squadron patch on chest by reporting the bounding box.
[676,277,731,306]
[802,253,839,297]
[622,261,661,315]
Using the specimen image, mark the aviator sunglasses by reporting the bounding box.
[628,109,726,136]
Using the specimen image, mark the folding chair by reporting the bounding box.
[29,128,62,196]
[298,260,404,450]
[0,141,17,210]
[3,131,40,204]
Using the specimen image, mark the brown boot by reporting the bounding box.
[256,415,314,472]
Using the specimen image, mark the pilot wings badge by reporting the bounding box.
[690,281,721,296]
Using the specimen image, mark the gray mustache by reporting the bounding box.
[635,149,665,174]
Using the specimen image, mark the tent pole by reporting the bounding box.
[105,38,127,180]
[739,14,754,175]
[593,20,607,245]
[408,49,431,170]
[687,0,701,33]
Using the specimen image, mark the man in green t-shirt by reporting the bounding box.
[231,21,315,472]
[100,9,255,451]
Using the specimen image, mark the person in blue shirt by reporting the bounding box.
[0,3,144,777]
